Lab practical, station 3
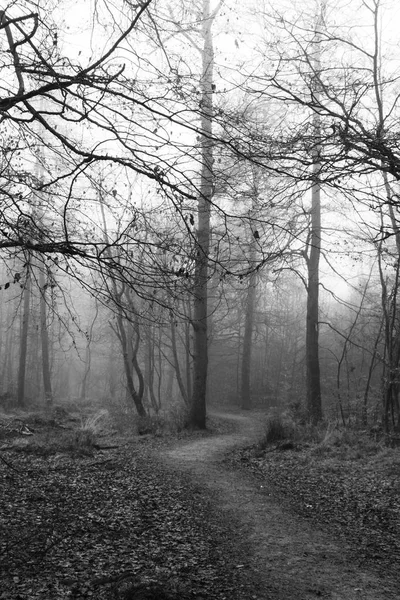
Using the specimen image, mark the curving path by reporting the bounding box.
[163,410,399,600]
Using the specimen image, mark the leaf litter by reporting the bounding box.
[2,411,400,599]
[0,434,259,600]
[230,440,400,580]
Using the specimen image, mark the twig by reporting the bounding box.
[0,453,21,473]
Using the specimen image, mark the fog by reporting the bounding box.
[0,0,399,432]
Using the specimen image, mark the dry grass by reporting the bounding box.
[256,411,388,460]
[80,408,109,434]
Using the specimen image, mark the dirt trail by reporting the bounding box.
[164,410,398,600]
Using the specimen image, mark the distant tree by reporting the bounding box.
[38,262,53,407]
[240,266,257,410]
[240,185,261,410]
[79,299,99,403]
[17,261,31,407]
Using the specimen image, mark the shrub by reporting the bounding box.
[136,405,190,436]
[137,414,165,436]
[166,404,190,433]
[80,409,109,434]
[60,429,97,455]
[258,414,294,451]
[22,427,98,457]
[104,398,137,434]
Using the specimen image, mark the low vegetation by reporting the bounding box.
[232,412,400,578]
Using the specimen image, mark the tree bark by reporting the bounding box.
[144,324,159,413]
[190,0,215,429]
[116,306,147,417]
[17,264,31,407]
[241,269,257,410]
[306,187,322,423]
[39,266,53,408]
[170,313,189,405]
[305,8,324,424]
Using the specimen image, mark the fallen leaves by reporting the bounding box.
[1,438,259,599]
[230,443,400,579]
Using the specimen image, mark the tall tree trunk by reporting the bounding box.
[32,110,53,408]
[240,186,259,410]
[17,264,31,407]
[2,294,15,397]
[185,320,192,403]
[165,361,175,403]
[190,0,215,428]
[374,0,400,431]
[305,7,324,424]
[108,337,117,401]
[39,266,53,408]
[241,269,257,410]
[306,183,322,424]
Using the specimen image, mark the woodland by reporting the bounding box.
[0,0,399,432]
[1,1,400,597]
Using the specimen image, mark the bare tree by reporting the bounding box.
[17,262,31,407]
[38,264,53,407]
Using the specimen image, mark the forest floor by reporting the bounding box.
[0,407,399,599]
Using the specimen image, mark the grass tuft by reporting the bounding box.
[80,409,109,434]
[257,414,295,451]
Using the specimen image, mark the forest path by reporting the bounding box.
[163,409,398,600]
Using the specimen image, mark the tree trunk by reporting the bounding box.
[305,9,323,424]
[170,313,189,404]
[108,337,117,401]
[185,319,192,402]
[306,161,322,423]
[38,266,53,408]
[165,361,175,403]
[144,324,159,413]
[241,270,257,410]
[99,192,146,418]
[381,175,400,432]
[2,294,15,397]
[190,0,215,429]
[116,308,147,417]
[17,265,31,407]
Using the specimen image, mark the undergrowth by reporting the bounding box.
[136,405,190,436]
[257,412,386,458]
[22,428,98,457]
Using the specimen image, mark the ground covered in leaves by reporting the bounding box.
[2,410,400,599]
[230,437,400,581]
[0,418,258,600]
